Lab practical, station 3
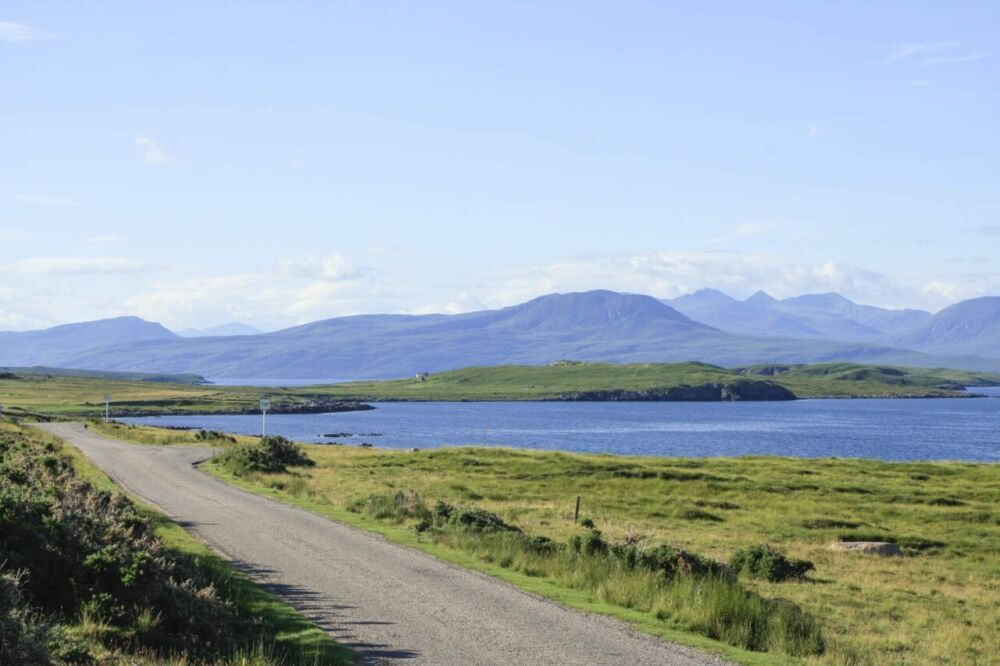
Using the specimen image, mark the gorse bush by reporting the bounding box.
[730,544,815,582]
[217,436,315,475]
[0,427,273,664]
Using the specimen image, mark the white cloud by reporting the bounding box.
[408,291,488,315]
[922,52,989,66]
[15,193,83,209]
[126,256,372,329]
[431,251,923,313]
[888,41,956,63]
[887,41,988,66]
[0,257,147,275]
[278,254,364,281]
[0,20,40,42]
[135,136,169,164]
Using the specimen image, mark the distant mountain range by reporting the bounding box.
[2,290,1000,378]
[667,289,933,342]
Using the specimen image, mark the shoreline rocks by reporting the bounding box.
[549,381,796,402]
[108,399,374,417]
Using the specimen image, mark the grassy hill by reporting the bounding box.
[734,362,1000,397]
[310,361,1000,401]
[1,362,997,417]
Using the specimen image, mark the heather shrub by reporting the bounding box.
[0,428,267,662]
[730,544,815,582]
[0,572,50,665]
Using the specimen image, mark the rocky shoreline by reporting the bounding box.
[103,398,374,417]
[547,381,797,402]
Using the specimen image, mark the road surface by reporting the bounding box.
[39,422,729,666]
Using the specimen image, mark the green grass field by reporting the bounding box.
[285,361,1000,401]
[187,437,998,665]
[1,362,996,419]
[0,373,362,417]
[315,363,1000,401]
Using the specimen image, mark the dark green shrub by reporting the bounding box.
[730,544,814,582]
[524,535,559,555]
[579,517,596,528]
[217,436,314,474]
[638,543,729,578]
[194,429,236,443]
[570,529,609,556]
[446,507,519,532]
[433,499,455,521]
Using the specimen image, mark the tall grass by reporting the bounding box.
[205,435,1000,664]
[350,492,824,657]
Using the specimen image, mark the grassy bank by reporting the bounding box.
[195,436,999,665]
[0,420,351,665]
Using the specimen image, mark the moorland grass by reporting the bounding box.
[198,440,1000,665]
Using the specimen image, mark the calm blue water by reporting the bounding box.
[123,389,1000,462]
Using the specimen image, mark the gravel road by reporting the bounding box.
[39,422,730,666]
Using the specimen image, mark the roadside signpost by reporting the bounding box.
[104,394,111,423]
[260,397,271,437]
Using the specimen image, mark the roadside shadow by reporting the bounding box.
[227,559,421,661]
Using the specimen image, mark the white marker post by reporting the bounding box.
[260,397,271,438]
[104,394,111,423]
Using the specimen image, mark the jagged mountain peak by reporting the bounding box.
[745,290,779,306]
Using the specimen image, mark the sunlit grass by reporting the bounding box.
[203,440,999,665]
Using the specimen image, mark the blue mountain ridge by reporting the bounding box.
[2,290,999,378]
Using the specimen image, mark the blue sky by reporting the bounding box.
[1,1,998,330]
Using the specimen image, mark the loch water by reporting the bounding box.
[123,389,1000,462]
